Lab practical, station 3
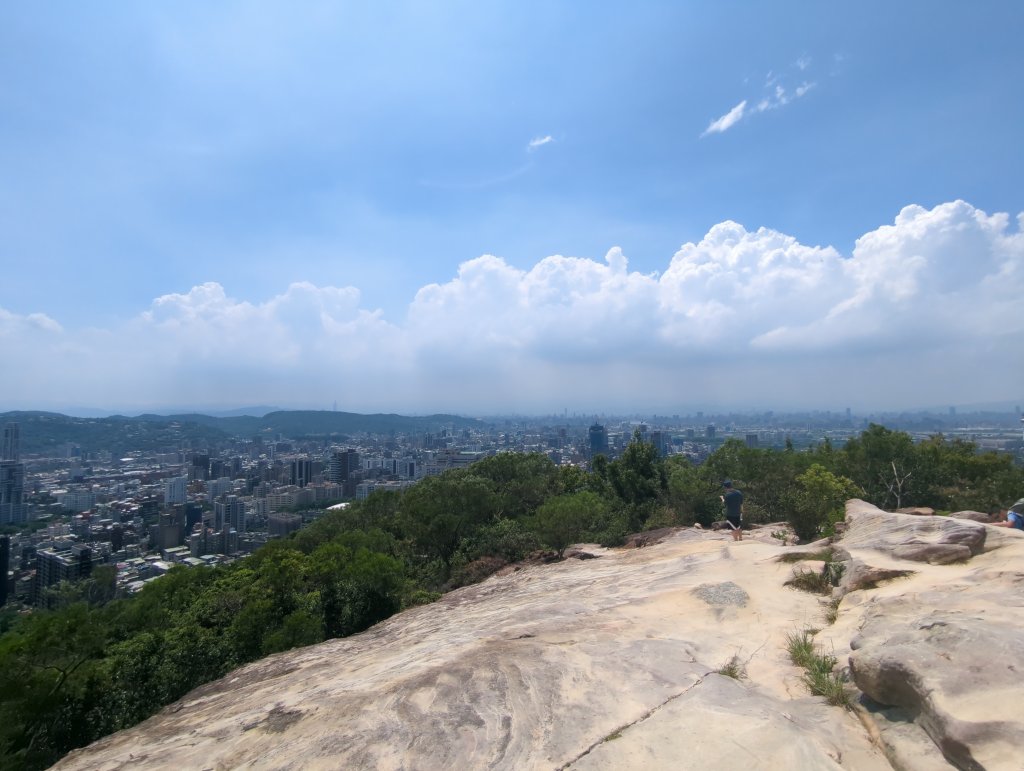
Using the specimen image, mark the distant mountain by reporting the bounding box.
[204,406,282,418]
[0,410,484,456]
[0,411,231,456]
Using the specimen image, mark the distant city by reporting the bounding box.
[1,406,1022,609]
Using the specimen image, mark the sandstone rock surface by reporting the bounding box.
[53,502,1024,771]
[822,501,1024,771]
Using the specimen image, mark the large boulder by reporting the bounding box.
[850,591,1024,771]
[835,501,1024,769]
[840,500,989,560]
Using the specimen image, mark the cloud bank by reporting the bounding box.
[2,201,1021,414]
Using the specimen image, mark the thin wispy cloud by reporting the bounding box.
[702,57,818,137]
[701,100,747,137]
[527,135,555,152]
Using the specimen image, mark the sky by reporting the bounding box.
[1,1,1023,416]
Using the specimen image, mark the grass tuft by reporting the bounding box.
[825,598,841,625]
[716,654,747,680]
[786,629,851,708]
[785,568,832,595]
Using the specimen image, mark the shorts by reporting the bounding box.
[1009,511,1024,530]
[725,514,742,530]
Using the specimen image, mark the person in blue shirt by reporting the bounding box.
[992,498,1024,530]
[720,479,744,541]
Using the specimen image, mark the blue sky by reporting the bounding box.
[2,2,1023,415]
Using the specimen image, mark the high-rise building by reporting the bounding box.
[650,431,668,456]
[164,476,188,505]
[214,495,246,534]
[291,458,313,487]
[589,424,609,456]
[2,423,19,462]
[33,545,93,605]
[328,449,360,484]
[190,453,210,481]
[0,535,10,606]
[0,423,26,525]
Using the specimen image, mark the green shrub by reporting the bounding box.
[468,518,541,562]
[643,505,681,530]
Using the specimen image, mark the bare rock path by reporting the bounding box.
[55,502,1024,770]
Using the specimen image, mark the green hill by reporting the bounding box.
[0,410,484,455]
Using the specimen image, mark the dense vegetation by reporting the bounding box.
[0,425,1020,769]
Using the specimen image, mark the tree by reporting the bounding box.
[789,464,861,542]
[837,424,916,508]
[470,452,560,520]
[605,431,668,530]
[534,492,610,558]
[664,456,720,526]
[401,473,498,572]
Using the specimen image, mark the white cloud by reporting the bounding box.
[701,100,747,137]
[527,135,555,151]
[705,58,818,135]
[1,201,1022,413]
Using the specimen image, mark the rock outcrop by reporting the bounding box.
[823,501,1024,771]
[54,501,1024,771]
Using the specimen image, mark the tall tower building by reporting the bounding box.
[2,423,19,462]
[214,495,246,534]
[328,449,360,484]
[588,424,609,456]
[291,458,313,487]
[0,535,10,607]
[0,423,26,525]
[164,476,188,505]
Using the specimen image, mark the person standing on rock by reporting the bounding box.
[721,479,744,541]
[992,498,1024,530]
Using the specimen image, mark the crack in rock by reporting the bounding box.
[556,676,706,770]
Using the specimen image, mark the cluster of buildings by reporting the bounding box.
[2,406,1021,609]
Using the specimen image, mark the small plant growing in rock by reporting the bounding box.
[825,598,841,625]
[784,549,845,596]
[716,654,747,680]
[786,630,851,708]
[785,567,832,594]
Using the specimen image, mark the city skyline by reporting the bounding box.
[2,3,1022,415]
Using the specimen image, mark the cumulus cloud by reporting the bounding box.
[1,201,1022,413]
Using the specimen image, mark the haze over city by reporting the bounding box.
[2,3,1022,415]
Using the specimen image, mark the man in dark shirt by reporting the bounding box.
[721,479,744,541]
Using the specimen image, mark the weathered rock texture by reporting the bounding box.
[54,501,1024,771]
[824,501,1024,771]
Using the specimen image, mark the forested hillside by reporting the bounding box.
[1,425,1020,770]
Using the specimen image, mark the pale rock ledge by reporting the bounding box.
[54,500,1024,771]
